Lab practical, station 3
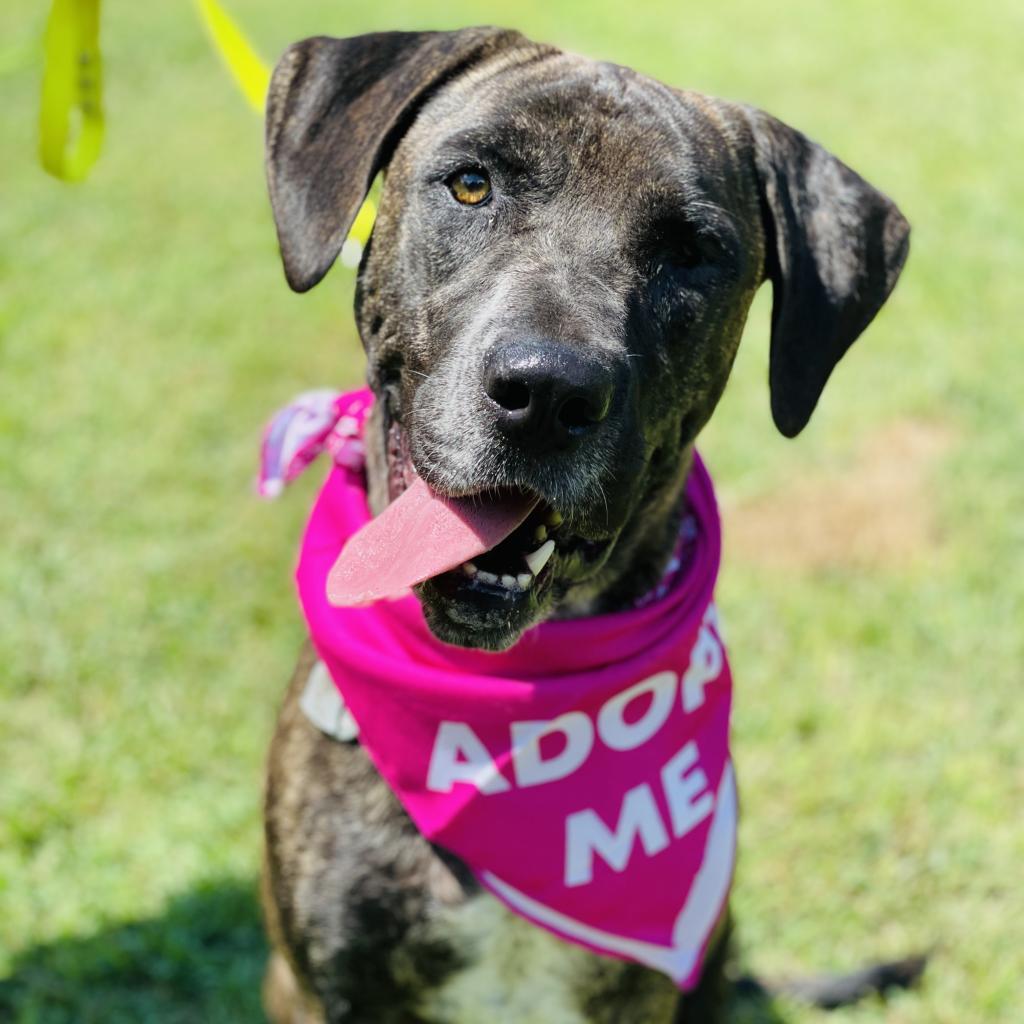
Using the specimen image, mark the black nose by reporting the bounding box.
[483,339,614,452]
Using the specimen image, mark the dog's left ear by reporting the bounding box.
[266,27,530,292]
[745,108,910,437]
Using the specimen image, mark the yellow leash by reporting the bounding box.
[191,0,270,114]
[39,0,103,181]
[39,0,375,245]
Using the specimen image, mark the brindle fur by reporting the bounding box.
[260,27,909,1023]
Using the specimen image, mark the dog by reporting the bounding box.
[259,27,913,1024]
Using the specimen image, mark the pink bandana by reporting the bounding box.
[261,389,736,991]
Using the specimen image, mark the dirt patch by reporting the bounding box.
[721,419,954,572]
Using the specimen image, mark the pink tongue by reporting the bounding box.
[327,478,538,606]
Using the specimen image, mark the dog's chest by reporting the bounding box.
[416,892,661,1024]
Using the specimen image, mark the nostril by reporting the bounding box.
[558,395,596,431]
[558,387,611,432]
[488,378,531,413]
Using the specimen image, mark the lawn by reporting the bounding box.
[1,1,1021,1021]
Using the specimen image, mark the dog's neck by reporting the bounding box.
[364,404,692,627]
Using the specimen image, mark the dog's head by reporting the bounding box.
[265,28,909,650]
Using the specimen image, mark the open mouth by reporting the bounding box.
[388,417,566,600]
[431,502,563,602]
[326,413,610,620]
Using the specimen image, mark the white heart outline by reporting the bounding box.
[481,760,737,984]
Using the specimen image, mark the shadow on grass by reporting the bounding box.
[0,877,267,1024]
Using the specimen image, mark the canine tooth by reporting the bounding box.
[546,510,563,527]
[462,562,478,577]
[501,574,518,589]
[477,571,498,585]
[524,538,556,576]
[516,573,533,589]
[533,524,548,543]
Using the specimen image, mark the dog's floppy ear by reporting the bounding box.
[266,28,528,292]
[745,109,910,437]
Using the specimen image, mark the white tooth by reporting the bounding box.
[524,538,556,576]
[462,562,478,577]
[516,573,533,589]
[477,570,498,585]
[501,574,517,589]
[533,524,548,543]
[546,510,563,527]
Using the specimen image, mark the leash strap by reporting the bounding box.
[191,0,269,113]
[39,0,104,181]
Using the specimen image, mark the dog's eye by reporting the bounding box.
[644,216,722,278]
[662,239,703,271]
[649,226,704,273]
[448,168,491,206]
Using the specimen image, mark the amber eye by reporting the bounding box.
[448,168,491,206]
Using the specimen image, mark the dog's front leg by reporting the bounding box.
[263,645,473,1024]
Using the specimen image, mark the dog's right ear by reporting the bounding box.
[266,28,527,292]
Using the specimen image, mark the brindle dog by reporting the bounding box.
[261,27,911,1024]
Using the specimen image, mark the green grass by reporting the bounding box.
[1,1,1021,1020]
